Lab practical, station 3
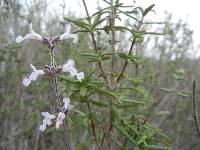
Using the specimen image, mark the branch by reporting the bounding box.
[81,0,109,84]
[192,81,200,137]
[116,38,136,82]
[86,99,101,149]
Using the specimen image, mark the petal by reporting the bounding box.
[23,78,31,86]
[30,72,38,81]
[42,112,56,120]
[39,124,46,131]
[69,67,78,77]
[65,24,71,33]
[43,118,52,126]
[58,112,65,119]
[42,112,49,118]
[36,70,45,76]
[73,34,78,44]
[56,120,62,129]
[16,36,24,43]
[30,64,36,71]
[63,97,70,110]
[76,72,84,81]
[29,23,33,31]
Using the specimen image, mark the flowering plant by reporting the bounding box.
[17,0,171,150]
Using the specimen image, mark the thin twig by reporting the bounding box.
[110,0,116,89]
[116,39,136,82]
[116,18,143,83]
[86,99,101,149]
[192,81,200,137]
[81,0,109,84]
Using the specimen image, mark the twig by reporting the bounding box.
[116,18,143,83]
[81,0,109,84]
[192,81,200,137]
[110,0,116,89]
[86,99,101,149]
[116,38,136,82]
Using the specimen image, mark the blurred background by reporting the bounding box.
[0,0,200,150]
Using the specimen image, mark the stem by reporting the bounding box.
[116,39,136,82]
[50,49,73,150]
[116,18,143,82]
[110,0,116,89]
[192,81,200,137]
[86,99,101,149]
[82,0,109,84]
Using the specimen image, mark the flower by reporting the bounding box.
[62,59,78,77]
[56,112,65,129]
[76,72,84,82]
[23,64,45,86]
[16,23,43,43]
[39,112,56,131]
[63,97,73,111]
[62,59,85,81]
[59,24,78,44]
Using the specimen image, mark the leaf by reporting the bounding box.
[90,100,109,108]
[143,4,155,16]
[80,87,87,97]
[92,13,102,30]
[64,17,90,30]
[155,111,170,116]
[113,122,136,145]
[144,145,171,150]
[112,26,133,33]
[83,117,89,128]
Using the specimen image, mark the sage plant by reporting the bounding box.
[17,0,172,150]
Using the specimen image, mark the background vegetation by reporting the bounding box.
[0,0,199,150]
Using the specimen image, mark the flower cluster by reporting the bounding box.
[39,97,73,131]
[17,23,82,132]
[22,59,84,87]
[16,23,78,45]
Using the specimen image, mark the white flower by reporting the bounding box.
[23,64,45,86]
[60,24,78,44]
[56,112,65,129]
[76,72,84,81]
[62,59,78,77]
[16,23,43,43]
[39,112,56,131]
[63,97,73,111]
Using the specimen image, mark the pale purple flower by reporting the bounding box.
[62,59,78,77]
[39,112,56,131]
[63,97,73,111]
[60,24,78,44]
[23,64,45,86]
[56,112,65,129]
[16,23,43,43]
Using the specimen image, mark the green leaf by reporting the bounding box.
[90,100,109,108]
[83,117,89,128]
[80,87,87,97]
[64,17,90,30]
[92,13,102,30]
[143,4,155,16]
[113,122,136,145]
